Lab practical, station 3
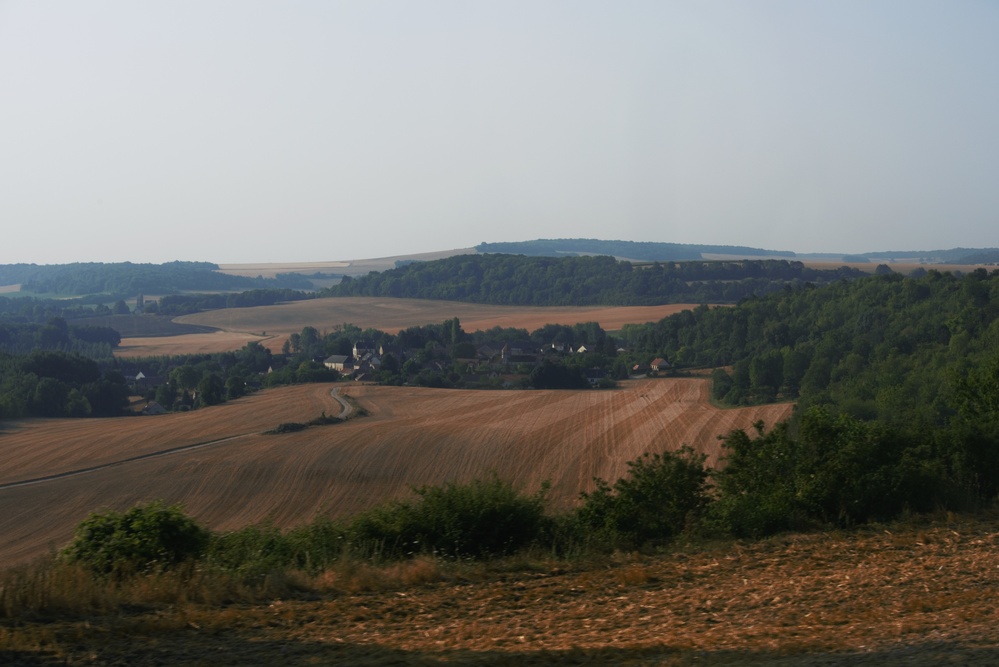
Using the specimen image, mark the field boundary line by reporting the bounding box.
[0,433,253,491]
[0,387,353,491]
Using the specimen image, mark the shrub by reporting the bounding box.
[267,422,307,434]
[348,475,549,559]
[206,524,293,578]
[61,501,210,575]
[577,446,712,549]
[206,519,350,578]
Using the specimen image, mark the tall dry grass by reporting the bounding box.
[0,558,308,622]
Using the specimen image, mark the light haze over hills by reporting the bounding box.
[2,2,997,265]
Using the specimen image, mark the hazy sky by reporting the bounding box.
[2,1,997,265]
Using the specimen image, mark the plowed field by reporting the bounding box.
[115,297,701,356]
[0,379,791,566]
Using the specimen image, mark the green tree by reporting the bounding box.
[170,364,200,391]
[196,373,225,407]
[61,501,210,575]
[578,446,711,548]
[349,475,548,558]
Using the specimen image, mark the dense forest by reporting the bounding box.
[0,261,315,296]
[621,268,997,419]
[325,254,865,305]
[0,349,130,418]
[153,289,313,316]
[0,316,121,359]
[607,267,999,534]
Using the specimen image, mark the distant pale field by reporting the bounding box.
[802,260,993,274]
[0,378,792,565]
[115,297,700,357]
[115,331,270,357]
[0,283,21,294]
[216,248,476,278]
[214,261,350,278]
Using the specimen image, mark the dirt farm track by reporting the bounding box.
[0,379,792,566]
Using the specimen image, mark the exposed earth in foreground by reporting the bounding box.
[4,514,999,666]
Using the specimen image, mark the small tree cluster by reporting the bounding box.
[577,446,711,548]
[61,501,210,575]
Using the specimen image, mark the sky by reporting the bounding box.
[1,1,997,265]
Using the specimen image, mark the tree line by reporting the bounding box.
[0,349,130,418]
[324,254,865,306]
[0,261,316,297]
[0,317,120,360]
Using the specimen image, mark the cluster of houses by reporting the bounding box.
[322,340,671,387]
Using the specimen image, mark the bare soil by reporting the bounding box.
[0,379,791,566]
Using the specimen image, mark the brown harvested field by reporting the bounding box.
[116,297,701,357]
[0,378,791,566]
[115,330,271,357]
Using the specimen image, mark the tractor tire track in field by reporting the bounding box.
[0,388,351,492]
[0,379,793,566]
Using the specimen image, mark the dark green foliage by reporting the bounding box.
[61,501,210,575]
[1,261,312,297]
[306,412,342,426]
[268,422,307,433]
[578,447,711,548]
[348,476,548,558]
[157,288,313,316]
[206,524,295,578]
[205,519,348,578]
[324,254,863,306]
[0,351,128,419]
[0,316,119,359]
[710,422,806,538]
[196,373,225,407]
[710,411,968,538]
[529,360,589,389]
[622,268,999,418]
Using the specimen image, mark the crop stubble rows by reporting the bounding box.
[0,379,791,566]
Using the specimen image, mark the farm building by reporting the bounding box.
[650,357,671,371]
[323,355,351,372]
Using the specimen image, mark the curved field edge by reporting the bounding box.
[0,379,792,565]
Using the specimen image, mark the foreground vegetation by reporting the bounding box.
[4,502,999,664]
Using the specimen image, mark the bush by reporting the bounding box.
[61,501,210,575]
[206,519,349,578]
[577,446,711,549]
[348,475,549,559]
[268,422,307,434]
[206,524,293,578]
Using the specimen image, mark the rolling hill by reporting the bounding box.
[0,378,792,565]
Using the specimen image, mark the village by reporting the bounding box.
[321,338,672,390]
